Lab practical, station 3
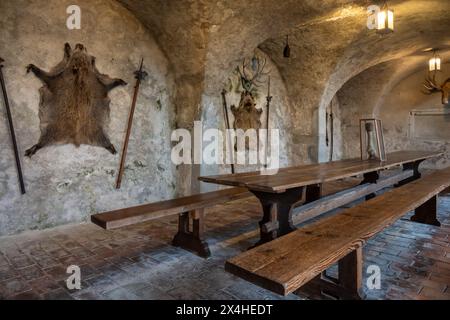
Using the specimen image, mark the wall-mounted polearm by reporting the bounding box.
[264,76,272,168]
[116,58,148,189]
[329,103,334,162]
[0,58,26,194]
[221,89,235,174]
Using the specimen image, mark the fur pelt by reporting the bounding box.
[25,43,127,157]
[231,91,263,151]
[231,91,262,132]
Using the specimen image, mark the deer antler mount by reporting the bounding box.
[422,74,450,106]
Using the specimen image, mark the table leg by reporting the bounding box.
[396,160,424,186]
[251,187,304,246]
[360,171,379,200]
[305,184,322,203]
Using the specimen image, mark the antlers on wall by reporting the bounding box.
[422,75,442,94]
[422,75,450,105]
[236,57,269,92]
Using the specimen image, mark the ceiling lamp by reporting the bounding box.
[429,50,441,72]
[251,54,258,71]
[283,35,290,58]
[376,1,394,34]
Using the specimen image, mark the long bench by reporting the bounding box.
[91,187,251,258]
[225,167,450,299]
[91,169,413,259]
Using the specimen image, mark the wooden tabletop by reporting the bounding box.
[199,151,442,193]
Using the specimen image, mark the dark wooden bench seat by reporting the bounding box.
[225,167,450,299]
[91,187,251,257]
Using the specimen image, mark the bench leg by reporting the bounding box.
[410,195,441,227]
[172,209,211,258]
[296,247,364,300]
[338,247,364,299]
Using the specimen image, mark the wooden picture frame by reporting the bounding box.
[360,118,386,161]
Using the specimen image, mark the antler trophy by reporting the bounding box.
[236,57,269,94]
[422,75,450,106]
[231,56,270,150]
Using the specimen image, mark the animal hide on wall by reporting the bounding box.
[231,91,262,132]
[25,43,127,157]
[231,91,263,151]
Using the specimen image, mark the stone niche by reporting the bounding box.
[198,49,294,191]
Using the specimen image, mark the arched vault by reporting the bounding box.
[117,0,450,172]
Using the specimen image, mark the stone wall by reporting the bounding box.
[0,0,177,235]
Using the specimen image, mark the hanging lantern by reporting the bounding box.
[251,54,258,72]
[283,35,290,58]
[376,2,394,34]
[429,50,441,72]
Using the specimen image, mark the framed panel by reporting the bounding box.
[360,118,387,161]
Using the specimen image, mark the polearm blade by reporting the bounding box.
[115,58,147,189]
[0,58,26,194]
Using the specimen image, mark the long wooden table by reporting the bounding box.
[199,151,442,245]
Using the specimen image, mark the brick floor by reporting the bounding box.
[0,186,449,300]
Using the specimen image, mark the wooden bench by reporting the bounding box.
[91,187,251,258]
[225,167,450,299]
[91,170,413,259]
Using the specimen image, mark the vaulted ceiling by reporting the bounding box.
[117,1,449,85]
[116,0,450,136]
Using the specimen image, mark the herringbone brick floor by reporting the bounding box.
[0,187,449,300]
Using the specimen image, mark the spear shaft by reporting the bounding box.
[116,58,147,189]
[0,58,26,194]
[221,89,235,174]
[264,76,272,168]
